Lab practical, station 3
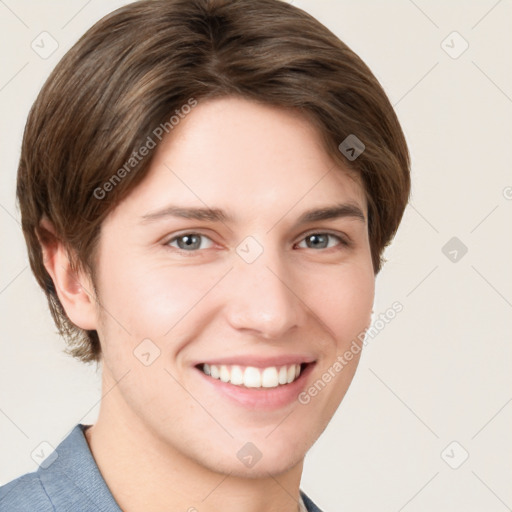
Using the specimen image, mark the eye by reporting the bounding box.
[296,232,349,250]
[166,233,214,252]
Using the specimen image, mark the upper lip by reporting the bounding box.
[193,354,317,368]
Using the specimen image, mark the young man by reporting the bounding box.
[0,0,410,510]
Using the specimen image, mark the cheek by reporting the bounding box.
[132,264,227,337]
[96,251,221,339]
[306,262,375,346]
[300,265,373,417]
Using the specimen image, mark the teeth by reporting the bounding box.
[230,365,244,385]
[244,367,261,388]
[261,367,278,388]
[219,365,230,382]
[210,364,220,379]
[201,363,303,388]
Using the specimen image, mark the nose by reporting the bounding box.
[222,247,305,340]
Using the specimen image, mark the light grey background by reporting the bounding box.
[1,1,511,510]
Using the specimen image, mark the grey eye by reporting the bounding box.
[297,233,344,250]
[167,233,214,251]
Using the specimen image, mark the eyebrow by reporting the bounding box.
[139,202,366,226]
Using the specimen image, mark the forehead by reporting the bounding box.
[108,96,366,225]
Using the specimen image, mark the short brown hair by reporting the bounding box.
[17,0,410,363]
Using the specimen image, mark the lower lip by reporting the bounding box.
[195,363,315,410]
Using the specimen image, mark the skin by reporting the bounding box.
[41,96,375,512]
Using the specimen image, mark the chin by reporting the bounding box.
[193,433,310,479]
[208,451,304,479]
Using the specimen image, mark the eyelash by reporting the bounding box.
[164,231,351,255]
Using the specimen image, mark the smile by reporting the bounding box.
[199,363,304,388]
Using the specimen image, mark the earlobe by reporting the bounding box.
[37,217,98,331]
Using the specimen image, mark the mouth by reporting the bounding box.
[196,362,309,388]
[192,355,317,409]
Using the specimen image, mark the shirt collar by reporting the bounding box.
[37,423,122,512]
[298,492,309,511]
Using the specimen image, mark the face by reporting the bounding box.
[91,96,375,477]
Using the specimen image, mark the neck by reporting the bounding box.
[85,369,304,512]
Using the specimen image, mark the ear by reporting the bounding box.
[37,217,98,331]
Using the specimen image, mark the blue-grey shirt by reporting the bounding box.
[0,424,323,511]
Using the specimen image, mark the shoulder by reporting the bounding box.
[0,424,89,511]
[0,472,55,511]
[1,424,122,512]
